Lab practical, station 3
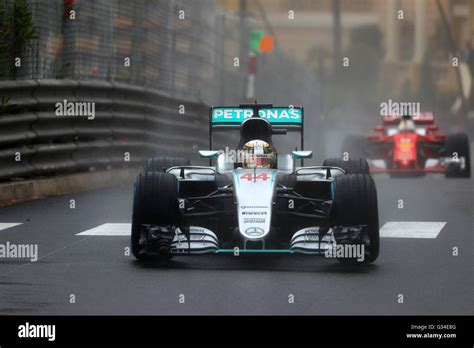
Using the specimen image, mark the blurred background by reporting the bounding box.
[0,0,473,179]
[0,0,320,105]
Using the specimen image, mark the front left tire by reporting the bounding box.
[445,133,471,178]
[323,157,370,175]
[331,173,379,264]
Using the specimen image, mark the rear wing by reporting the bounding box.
[209,104,304,150]
[382,112,435,125]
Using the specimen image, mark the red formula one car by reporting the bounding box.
[342,112,471,177]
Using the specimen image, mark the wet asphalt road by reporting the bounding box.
[0,173,472,315]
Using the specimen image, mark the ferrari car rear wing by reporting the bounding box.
[382,112,435,125]
[208,104,305,151]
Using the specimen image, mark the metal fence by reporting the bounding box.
[0,0,322,181]
[3,0,320,106]
[0,80,212,180]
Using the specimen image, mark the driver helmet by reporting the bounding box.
[398,115,416,132]
[241,139,275,168]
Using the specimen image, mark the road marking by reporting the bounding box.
[380,221,446,239]
[76,221,447,239]
[76,223,131,236]
[0,223,23,231]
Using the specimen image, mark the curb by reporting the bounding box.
[0,168,141,207]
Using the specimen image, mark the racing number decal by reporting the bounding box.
[240,173,270,181]
[256,173,270,181]
[240,173,253,181]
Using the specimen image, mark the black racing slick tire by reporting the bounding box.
[144,156,190,172]
[332,174,379,264]
[323,157,370,175]
[445,133,471,178]
[131,171,180,260]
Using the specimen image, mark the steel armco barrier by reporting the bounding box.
[0,79,219,181]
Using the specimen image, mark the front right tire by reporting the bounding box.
[131,171,180,260]
[144,156,190,172]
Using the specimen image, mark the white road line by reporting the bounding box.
[0,223,23,231]
[77,221,447,239]
[76,223,131,236]
[380,221,446,239]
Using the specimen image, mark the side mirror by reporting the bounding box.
[199,150,220,158]
[292,150,313,159]
[427,125,438,132]
[374,125,386,132]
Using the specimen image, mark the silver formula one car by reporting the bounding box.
[131,104,380,264]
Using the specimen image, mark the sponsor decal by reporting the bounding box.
[212,107,302,124]
[174,226,215,244]
[245,227,265,237]
[303,233,319,242]
[241,205,268,209]
[383,111,435,122]
[243,218,266,224]
[190,227,206,233]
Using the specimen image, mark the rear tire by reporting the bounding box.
[445,133,471,178]
[144,156,190,172]
[323,157,370,175]
[131,171,179,260]
[332,174,379,264]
